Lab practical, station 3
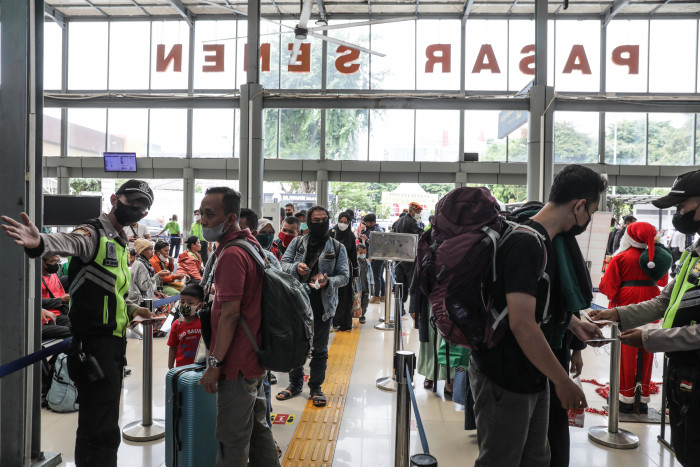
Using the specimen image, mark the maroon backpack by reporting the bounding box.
[416,187,548,350]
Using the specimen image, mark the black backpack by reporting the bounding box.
[225,239,314,373]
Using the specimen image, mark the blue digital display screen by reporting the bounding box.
[104,152,137,172]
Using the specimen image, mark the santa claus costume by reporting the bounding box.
[598,221,671,412]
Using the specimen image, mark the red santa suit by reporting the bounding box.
[598,222,668,404]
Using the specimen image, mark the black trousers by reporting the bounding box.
[67,335,126,467]
[200,240,209,267]
[548,346,572,467]
[394,261,413,305]
[370,260,385,297]
[333,284,354,330]
[41,314,72,340]
[668,361,700,467]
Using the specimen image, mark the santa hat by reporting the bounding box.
[626,222,657,269]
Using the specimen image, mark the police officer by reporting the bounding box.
[591,170,700,467]
[1,179,156,467]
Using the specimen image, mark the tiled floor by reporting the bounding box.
[41,298,681,467]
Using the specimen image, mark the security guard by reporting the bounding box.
[1,179,155,467]
[591,170,700,467]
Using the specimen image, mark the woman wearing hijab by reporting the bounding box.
[599,221,671,413]
[332,211,358,331]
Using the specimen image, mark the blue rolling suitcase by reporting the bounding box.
[165,364,218,467]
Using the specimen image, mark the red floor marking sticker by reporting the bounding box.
[270,413,296,425]
[304,375,310,382]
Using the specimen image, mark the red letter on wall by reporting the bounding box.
[519,44,535,75]
[471,45,501,74]
[288,43,311,72]
[243,44,271,72]
[425,44,451,73]
[562,45,592,74]
[202,44,225,72]
[156,44,182,72]
[611,45,639,74]
[335,46,361,74]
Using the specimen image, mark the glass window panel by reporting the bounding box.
[237,21,281,89]
[369,110,414,161]
[370,21,416,90]
[151,21,190,90]
[649,20,696,93]
[280,21,322,90]
[605,112,645,165]
[465,20,507,91]
[44,22,63,90]
[264,109,278,158]
[554,111,599,163]
[415,110,459,162]
[464,111,506,162]
[326,21,370,90]
[508,121,529,163]
[194,20,237,90]
[68,23,108,90]
[67,108,106,156]
[606,20,649,93]
[416,20,460,91]
[508,20,535,92]
[648,113,693,165]
[133,179,183,225]
[110,22,150,89]
[554,21,600,92]
[107,109,148,156]
[279,109,321,159]
[326,109,369,161]
[43,108,62,157]
[192,109,234,158]
[195,179,240,214]
[43,177,58,195]
[149,109,187,157]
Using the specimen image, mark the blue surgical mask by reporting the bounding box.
[358,254,366,259]
[300,222,308,231]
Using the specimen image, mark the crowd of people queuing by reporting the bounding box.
[2,165,700,467]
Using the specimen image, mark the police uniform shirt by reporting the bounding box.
[616,238,700,354]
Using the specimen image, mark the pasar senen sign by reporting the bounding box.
[155,43,640,75]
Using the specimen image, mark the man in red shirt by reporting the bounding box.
[41,254,72,339]
[198,187,280,467]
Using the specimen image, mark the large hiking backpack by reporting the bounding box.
[416,187,548,350]
[46,353,79,413]
[225,239,314,373]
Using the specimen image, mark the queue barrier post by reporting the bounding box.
[394,350,416,467]
[588,325,639,449]
[377,282,412,392]
[410,454,438,467]
[657,355,674,452]
[122,299,166,442]
[375,261,395,330]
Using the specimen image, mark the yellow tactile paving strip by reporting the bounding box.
[282,323,361,467]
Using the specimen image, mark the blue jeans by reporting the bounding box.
[169,236,181,258]
[264,373,272,429]
[371,260,385,297]
[288,291,332,392]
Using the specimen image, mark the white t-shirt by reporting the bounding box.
[126,223,150,250]
[670,230,685,250]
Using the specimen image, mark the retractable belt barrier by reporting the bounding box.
[0,337,73,379]
[153,294,180,308]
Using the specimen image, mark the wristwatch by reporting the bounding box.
[208,356,223,368]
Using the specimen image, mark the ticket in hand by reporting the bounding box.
[581,309,616,326]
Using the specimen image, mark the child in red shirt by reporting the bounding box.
[168,283,204,369]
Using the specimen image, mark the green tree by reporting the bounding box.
[420,183,454,199]
[553,120,597,163]
[70,179,101,194]
[330,182,397,214]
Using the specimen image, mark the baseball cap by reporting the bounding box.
[116,179,154,209]
[409,202,422,211]
[653,170,700,209]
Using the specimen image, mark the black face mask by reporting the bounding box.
[309,220,330,240]
[44,263,59,274]
[672,209,700,235]
[567,205,591,237]
[115,200,146,226]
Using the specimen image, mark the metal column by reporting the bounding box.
[184,168,195,229]
[317,170,329,207]
[527,0,554,202]
[0,1,45,465]
[239,0,265,212]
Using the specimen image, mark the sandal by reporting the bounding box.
[268,372,278,385]
[423,378,433,389]
[276,386,302,401]
[153,330,167,338]
[276,441,282,458]
[310,389,327,407]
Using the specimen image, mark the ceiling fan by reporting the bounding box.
[199,0,415,65]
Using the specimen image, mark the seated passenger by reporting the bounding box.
[177,236,203,282]
[128,239,162,304]
[41,254,71,322]
[167,283,204,369]
[150,240,185,295]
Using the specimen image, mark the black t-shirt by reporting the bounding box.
[472,220,560,394]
